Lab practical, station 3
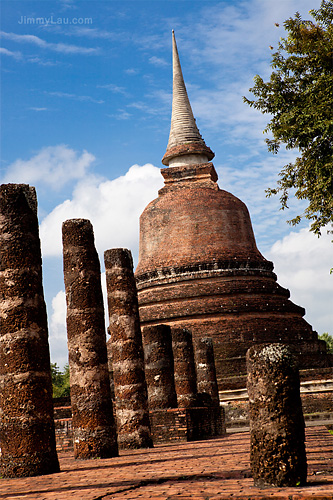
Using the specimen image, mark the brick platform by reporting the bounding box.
[0,426,332,499]
[53,400,226,452]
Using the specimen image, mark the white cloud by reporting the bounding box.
[48,273,111,368]
[46,91,104,104]
[29,107,48,111]
[175,0,322,151]
[27,56,59,66]
[0,31,98,55]
[48,290,68,369]
[40,163,163,260]
[267,225,333,335]
[68,27,119,40]
[108,109,132,120]
[97,83,129,96]
[0,47,22,59]
[149,56,168,67]
[125,68,138,75]
[3,145,95,190]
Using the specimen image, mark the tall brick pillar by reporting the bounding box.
[62,219,118,459]
[104,248,153,449]
[0,184,60,478]
[246,343,307,487]
[172,327,197,408]
[142,324,177,410]
[194,337,220,407]
[106,337,115,400]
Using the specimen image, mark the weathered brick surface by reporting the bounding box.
[162,142,215,166]
[159,163,219,194]
[135,169,332,386]
[1,426,331,499]
[149,406,225,444]
[301,392,333,414]
[62,219,118,459]
[0,183,59,478]
[104,248,153,449]
[171,327,197,408]
[142,324,177,410]
[136,186,265,275]
[247,344,307,487]
[55,419,73,453]
[194,337,220,407]
[53,405,225,450]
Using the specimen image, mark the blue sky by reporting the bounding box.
[1,0,332,368]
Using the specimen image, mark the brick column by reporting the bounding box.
[194,337,220,407]
[246,343,307,487]
[62,219,118,459]
[106,337,115,400]
[142,324,177,410]
[104,248,152,449]
[171,327,197,408]
[0,184,59,477]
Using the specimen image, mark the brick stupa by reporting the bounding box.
[135,31,332,388]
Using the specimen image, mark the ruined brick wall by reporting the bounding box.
[53,398,72,453]
[149,407,225,444]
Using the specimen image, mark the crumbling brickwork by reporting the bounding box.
[194,337,220,407]
[135,166,332,385]
[171,327,197,408]
[62,219,118,459]
[142,324,177,410]
[104,248,153,449]
[246,343,307,487]
[0,183,59,477]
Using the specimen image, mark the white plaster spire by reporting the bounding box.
[162,30,214,167]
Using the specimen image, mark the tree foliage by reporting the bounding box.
[319,332,333,354]
[51,363,70,398]
[243,1,333,236]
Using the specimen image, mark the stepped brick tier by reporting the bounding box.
[62,219,118,460]
[135,32,332,389]
[247,344,307,487]
[142,324,178,410]
[104,248,153,449]
[194,337,220,407]
[135,163,331,386]
[0,184,59,478]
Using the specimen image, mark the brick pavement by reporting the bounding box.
[0,426,332,500]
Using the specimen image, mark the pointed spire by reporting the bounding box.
[162,30,214,167]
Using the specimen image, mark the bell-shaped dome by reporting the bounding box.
[136,164,267,277]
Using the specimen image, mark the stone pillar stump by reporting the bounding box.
[171,327,197,408]
[246,343,307,487]
[194,337,220,407]
[142,324,177,410]
[0,184,60,477]
[104,248,152,449]
[62,219,118,459]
